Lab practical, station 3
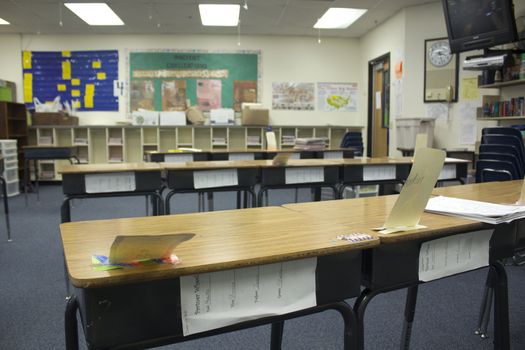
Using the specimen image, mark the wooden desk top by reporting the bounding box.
[58,162,162,174]
[283,181,514,244]
[147,148,354,155]
[60,206,379,288]
[161,159,346,170]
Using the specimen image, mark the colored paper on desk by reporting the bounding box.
[109,233,195,264]
[375,148,446,234]
[91,254,181,271]
[272,152,292,166]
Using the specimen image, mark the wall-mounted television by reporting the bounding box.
[442,0,518,53]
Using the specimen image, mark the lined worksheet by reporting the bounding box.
[363,165,396,181]
[180,258,317,335]
[419,229,493,281]
[85,172,136,193]
[193,169,238,189]
[285,167,324,184]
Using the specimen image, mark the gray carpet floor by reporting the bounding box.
[0,185,524,349]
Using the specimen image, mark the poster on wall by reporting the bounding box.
[233,80,257,111]
[129,50,260,113]
[272,82,315,110]
[316,82,358,112]
[22,50,119,111]
[162,80,187,111]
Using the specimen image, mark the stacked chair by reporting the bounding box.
[477,127,525,182]
[340,131,364,156]
[475,126,525,339]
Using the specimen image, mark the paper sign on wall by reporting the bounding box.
[419,229,493,281]
[85,172,136,193]
[180,258,317,336]
[377,148,446,233]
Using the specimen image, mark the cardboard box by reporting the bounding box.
[241,108,269,126]
[32,113,78,126]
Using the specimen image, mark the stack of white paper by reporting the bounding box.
[425,196,525,224]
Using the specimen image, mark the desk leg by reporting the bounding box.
[475,271,494,338]
[271,321,284,350]
[153,192,163,216]
[354,288,384,350]
[65,295,79,350]
[207,192,214,211]
[257,188,267,207]
[0,177,11,241]
[236,191,242,209]
[491,261,510,350]
[35,160,40,202]
[24,159,29,206]
[61,197,72,223]
[400,285,419,350]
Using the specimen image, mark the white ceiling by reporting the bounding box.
[0,0,439,37]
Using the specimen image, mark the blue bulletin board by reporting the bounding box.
[22,50,119,111]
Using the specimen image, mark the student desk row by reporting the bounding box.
[60,180,521,350]
[145,148,356,162]
[0,155,11,241]
[58,157,469,221]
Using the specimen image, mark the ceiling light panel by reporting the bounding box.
[64,3,124,26]
[199,4,240,26]
[314,8,367,29]
[0,17,10,25]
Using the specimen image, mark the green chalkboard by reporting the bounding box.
[129,51,260,112]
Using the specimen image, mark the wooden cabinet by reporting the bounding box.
[0,102,28,179]
[28,125,363,180]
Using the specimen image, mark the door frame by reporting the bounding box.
[367,52,390,157]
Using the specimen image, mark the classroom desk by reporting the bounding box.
[398,148,476,168]
[0,156,11,241]
[283,182,517,350]
[146,148,355,163]
[337,157,469,196]
[23,146,78,204]
[256,159,343,206]
[60,206,379,350]
[162,160,260,214]
[58,162,164,223]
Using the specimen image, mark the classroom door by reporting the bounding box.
[367,54,390,157]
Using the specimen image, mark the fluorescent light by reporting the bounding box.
[0,18,10,25]
[314,8,367,29]
[199,4,240,26]
[64,3,124,26]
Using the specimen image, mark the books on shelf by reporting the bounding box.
[247,135,261,145]
[293,137,327,151]
[425,196,525,224]
[281,135,295,145]
[74,138,88,145]
[482,96,525,118]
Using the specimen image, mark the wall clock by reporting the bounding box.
[424,37,459,103]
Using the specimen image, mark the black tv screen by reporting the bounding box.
[442,0,518,53]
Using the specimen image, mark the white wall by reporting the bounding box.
[359,9,406,155]
[0,34,363,127]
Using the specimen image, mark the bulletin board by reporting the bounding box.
[129,50,260,112]
[22,50,119,111]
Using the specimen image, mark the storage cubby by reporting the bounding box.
[124,128,142,162]
[194,128,211,150]
[177,127,194,147]
[211,127,228,148]
[229,127,246,149]
[246,128,263,148]
[27,125,362,174]
[159,128,177,152]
